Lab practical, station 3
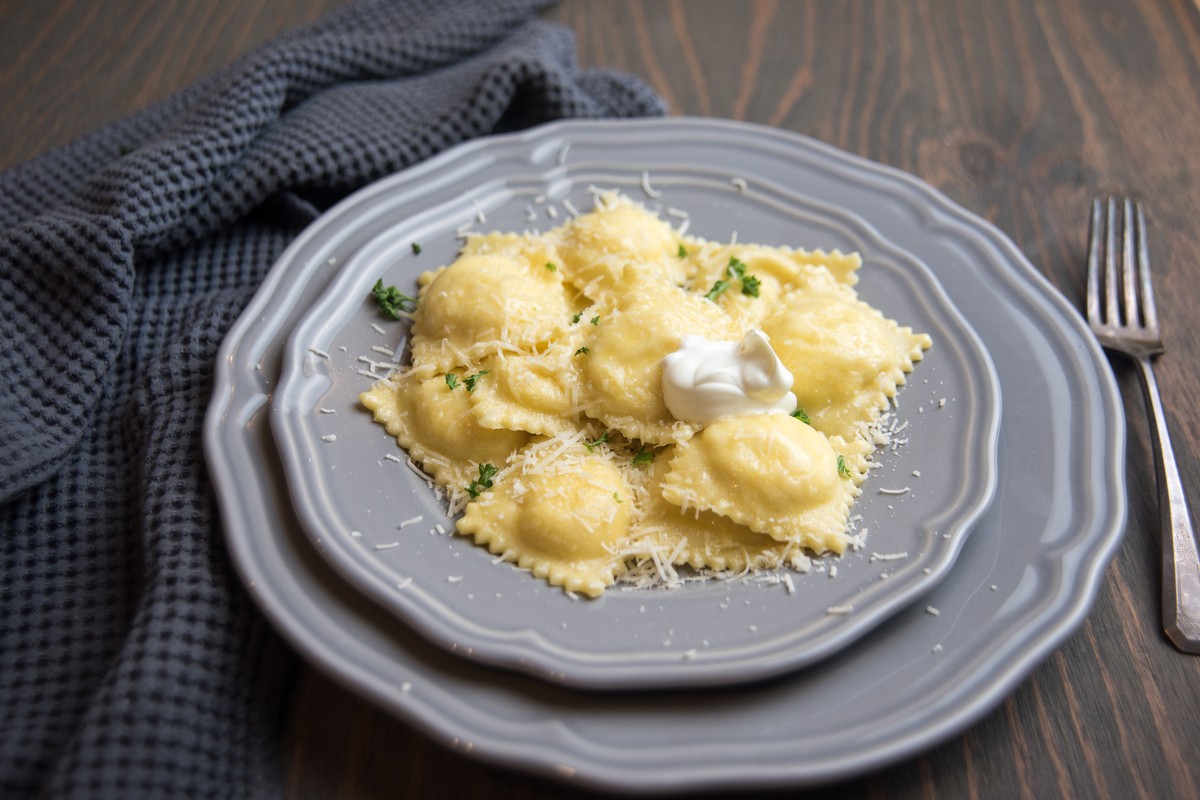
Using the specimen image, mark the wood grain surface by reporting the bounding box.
[3,1,1199,798]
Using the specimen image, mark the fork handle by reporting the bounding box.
[1134,355,1200,652]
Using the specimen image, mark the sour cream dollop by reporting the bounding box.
[661,329,798,425]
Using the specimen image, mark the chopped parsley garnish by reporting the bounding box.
[631,447,655,467]
[466,463,499,498]
[590,315,600,325]
[677,244,688,258]
[837,454,851,479]
[411,242,422,255]
[704,278,731,301]
[705,256,761,301]
[574,346,590,356]
[584,430,609,452]
[444,373,459,390]
[464,370,489,393]
[572,311,583,324]
[791,408,811,425]
[371,279,417,319]
[546,261,557,272]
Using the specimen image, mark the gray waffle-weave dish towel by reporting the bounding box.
[0,1,663,795]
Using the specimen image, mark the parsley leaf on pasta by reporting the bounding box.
[584,430,609,452]
[464,370,490,393]
[466,463,499,498]
[705,256,760,301]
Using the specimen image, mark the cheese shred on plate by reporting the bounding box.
[360,191,931,597]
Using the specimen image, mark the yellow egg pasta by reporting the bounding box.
[360,366,532,490]
[361,190,931,596]
[552,192,686,299]
[458,440,632,597]
[625,452,805,575]
[410,251,573,371]
[686,243,861,331]
[660,413,855,555]
[580,265,735,445]
[468,338,586,437]
[762,288,932,442]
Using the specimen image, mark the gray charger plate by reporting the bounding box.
[204,118,1125,792]
[267,151,1000,690]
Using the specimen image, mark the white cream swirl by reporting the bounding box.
[661,329,797,425]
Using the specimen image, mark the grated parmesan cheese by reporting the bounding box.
[640,171,662,198]
[358,191,932,598]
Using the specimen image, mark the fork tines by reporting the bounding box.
[1086,196,1162,353]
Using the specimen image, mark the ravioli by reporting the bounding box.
[553,192,686,299]
[360,367,532,490]
[410,251,572,371]
[626,451,806,574]
[761,288,932,441]
[661,413,856,554]
[580,265,735,445]
[457,439,632,597]
[687,243,861,331]
[469,337,586,437]
[361,190,931,596]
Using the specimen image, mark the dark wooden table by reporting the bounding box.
[4,1,1199,797]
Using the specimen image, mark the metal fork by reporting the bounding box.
[1087,197,1200,653]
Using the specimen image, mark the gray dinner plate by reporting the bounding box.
[266,143,1000,690]
[204,118,1125,792]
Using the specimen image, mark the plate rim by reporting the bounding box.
[265,156,1004,690]
[203,116,1126,791]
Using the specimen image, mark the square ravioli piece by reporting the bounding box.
[457,438,634,597]
[660,412,857,555]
